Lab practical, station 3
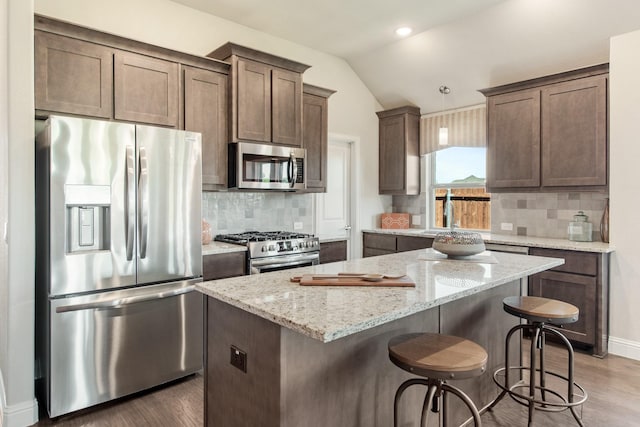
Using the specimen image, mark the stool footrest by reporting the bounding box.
[492,366,588,410]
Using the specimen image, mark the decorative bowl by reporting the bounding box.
[432,230,486,258]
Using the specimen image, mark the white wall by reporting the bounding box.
[1,0,37,425]
[34,0,389,258]
[608,30,640,360]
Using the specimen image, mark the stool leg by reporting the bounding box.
[488,324,525,411]
[394,378,430,427]
[420,384,438,427]
[545,327,586,427]
[528,325,542,426]
[539,324,547,404]
[441,383,482,427]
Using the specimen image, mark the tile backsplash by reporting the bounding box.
[391,191,609,240]
[490,192,609,240]
[202,192,314,236]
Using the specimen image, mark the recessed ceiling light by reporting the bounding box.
[395,27,412,37]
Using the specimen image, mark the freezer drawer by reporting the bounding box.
[45,281,203,417]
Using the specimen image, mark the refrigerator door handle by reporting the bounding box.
[125,144,136,261]
[55,284,196,313]
[138,146,149,259]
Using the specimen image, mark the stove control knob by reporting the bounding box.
[261,246,267,252]
[269,245,276,252]
[299,242,306,248]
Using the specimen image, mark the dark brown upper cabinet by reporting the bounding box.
[487,89,541,189]
[34,15,231,190]
[114,51,179,127]
[376,106,421,195]
[35,31,114,119]
[303,84,336,192]
[183,66,228,190]
[208,43,310,147]
[481,64,608,192]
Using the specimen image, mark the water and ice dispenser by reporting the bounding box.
[65,184,111,253]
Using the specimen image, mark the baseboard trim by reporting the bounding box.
[1,399,38,427]
[609,336,640,361]
[0,369,39,427]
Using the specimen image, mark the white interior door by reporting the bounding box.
[316,139,351,241]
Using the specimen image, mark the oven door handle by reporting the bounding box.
[251,253,319,269]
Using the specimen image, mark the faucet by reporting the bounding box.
[446,200,455,230]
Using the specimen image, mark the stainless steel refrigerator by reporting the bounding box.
[35,115,203,417]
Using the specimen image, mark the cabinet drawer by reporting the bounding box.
[397,236,433,252]
[530,248,598,276]
[363,233,396,251]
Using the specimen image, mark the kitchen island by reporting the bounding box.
[197,249,563,426]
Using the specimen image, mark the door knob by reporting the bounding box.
[344,225,352,231]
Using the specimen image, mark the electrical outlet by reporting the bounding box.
[230,345,247,373]
[293,222,303,230]
[500,222,514,231]
[412,215,421,226]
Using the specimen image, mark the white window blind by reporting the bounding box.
[420,104,487,155]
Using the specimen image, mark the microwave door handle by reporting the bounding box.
[138,146,149,259]
[289,153,297,188]
[125,144,135,261]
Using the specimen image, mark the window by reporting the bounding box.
[430,147,490,230]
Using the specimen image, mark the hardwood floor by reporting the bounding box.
[34,373,203,427]
[33,341,640,426]
[480,340,640,427]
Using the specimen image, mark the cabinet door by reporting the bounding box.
[114,51,179,127]
[303,93,328,191]
[236,59,271,142]
[184,66,228,188]
[363,233,396,255]
[487,89,541,189]
[320,240,347,264]
[541,76,608,188]
[35,31,113,118]
[529,271,596,346]
[272,68,302,146]
[203,252,246,280]
[379,116,407,193]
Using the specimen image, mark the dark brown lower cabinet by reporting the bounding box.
[528,248,609,357]
[319,240,347,264]
[203,252,247,280]
[363,232,432,257]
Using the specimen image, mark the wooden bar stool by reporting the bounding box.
[488,296,587,426]
[388,332,487,427]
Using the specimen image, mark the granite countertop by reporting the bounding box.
[202,241,247,256]
[362,228,614,253]
[196,249,563,343]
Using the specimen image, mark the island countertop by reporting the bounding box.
[196,249,563,343]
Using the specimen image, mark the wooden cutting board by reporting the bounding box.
[290,274,415,287]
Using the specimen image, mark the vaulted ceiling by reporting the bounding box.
[173,0,640,113]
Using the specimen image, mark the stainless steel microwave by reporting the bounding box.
[228,142,307,190]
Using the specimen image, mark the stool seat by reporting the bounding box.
[389,333,488,380]
[503,296,579,324]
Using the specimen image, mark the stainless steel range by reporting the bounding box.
[215,231,320,274]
